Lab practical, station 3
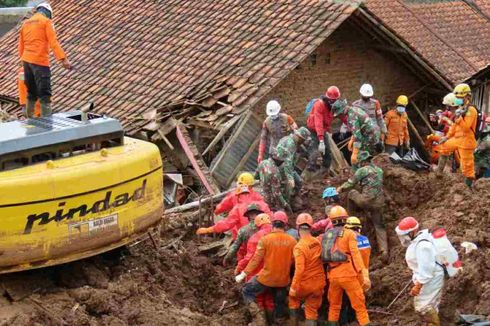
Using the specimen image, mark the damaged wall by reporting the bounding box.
[252,19,424,123]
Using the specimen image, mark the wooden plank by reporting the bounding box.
[202,114,241,156]
[411,102,435,134]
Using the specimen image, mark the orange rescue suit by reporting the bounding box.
[384,109,410,146]
[327,228,370,326]
[289,234,326,320]
[244,229,297,288]
[18,13,66,67]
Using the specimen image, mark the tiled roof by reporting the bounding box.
[473,0,490,18]
[364,0,490,86]
[0,0,355,132]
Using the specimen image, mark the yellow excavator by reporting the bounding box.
[0,109,163,273]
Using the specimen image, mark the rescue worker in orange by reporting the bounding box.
[236,211,297,325]
[437,84,478,187]
[384,95,410,155]
[289,213,326,326]
[324,206,372,326]
[18,2,71,118]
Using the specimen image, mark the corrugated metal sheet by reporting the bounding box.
[210,111,261,188]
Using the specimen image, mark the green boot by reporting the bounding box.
[288,309,299,326]
[464,177,474,188]
[40,99,52,117]
[326,322,339,326]
[25,99,36,118]
[265,309,274,326]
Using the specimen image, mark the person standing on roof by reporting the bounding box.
[304,86,341,180]
[437,83,479,187]
[323,206,372,326]
[337,151,388,262]
[214,172,264,216]
[395,217,445,326]
[18,2,71,118]
[236,211,297,325]
[258,100,298,164]
[352,84,387,140]
[331,99,381,168]
[384,95,410,156]
[288,213,326,326]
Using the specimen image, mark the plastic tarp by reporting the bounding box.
[389,148,431,171]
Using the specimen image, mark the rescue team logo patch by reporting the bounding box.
[23,180,147,234]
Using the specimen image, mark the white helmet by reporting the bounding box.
[36,2,53,16]
[266,100,281,116]
[360,84,374,97]
[442,93,457,107]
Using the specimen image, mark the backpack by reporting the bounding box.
[305,98,318,117]
[321,226,348,263]
[467,105,486,140]
[419,228,462,278]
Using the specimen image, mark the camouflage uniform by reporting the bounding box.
[275,134,303,199]
[475,133,490,177]
[345,106,381,154]
[352,98,387,134]
[338,162,388,256]
[256,158,291,212]
[259,113,296,160]
[224,220,257,263]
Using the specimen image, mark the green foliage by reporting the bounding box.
[0,0,29,8]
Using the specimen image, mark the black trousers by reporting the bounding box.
[23,62,51,103]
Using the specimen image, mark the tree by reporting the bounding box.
[0,0,29,7]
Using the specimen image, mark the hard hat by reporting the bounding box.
[356,151,372,163]
[36,2,53,15]
[360,84,374,97]
[272,210,288,224]
[266,100,281,116]
[295,213,314,227]
[453,83,471,98]
[331,99,348,116]
[237,172,254,186]
[328,206,348,220]
[325,86,341,100]
[395,216,419,235]
[244,203,263,217]
[442,93,457,106]
[294,126,311,140]
[396,95,409,107]
[322,187,338,199]
[345,216,362,229]
[254,213,271,227]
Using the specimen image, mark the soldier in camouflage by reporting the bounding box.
[331,99,382,168]
[275,127,311,206]
[337,151,388,262]
[256,154,292,213]
[352,83,387,137]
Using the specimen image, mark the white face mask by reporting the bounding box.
[397,234,412,247]
[396,106,406,114]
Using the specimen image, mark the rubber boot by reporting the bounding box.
[305,320,318,326]
[40,99,52,117]
[247,302,267,326]
[288,309,299,326]
[421,308,440,326]
[464,177,474,188]
[436,156,449,176]
[265,309,274,326]
[25,99,36,118]
[326,322,339,326]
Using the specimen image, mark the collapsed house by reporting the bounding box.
[0,0,489,200]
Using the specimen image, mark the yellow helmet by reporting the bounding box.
[453,83,471,98]
[237,172,254,186]
[345,216,362,229]
[396,95,409,106]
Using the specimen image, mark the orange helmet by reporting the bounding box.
[328,206,348,220]
[254,213,271,227]
[296,213,314,227]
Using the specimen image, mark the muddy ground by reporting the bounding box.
[0,156,488,325]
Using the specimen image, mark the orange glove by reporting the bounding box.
[410,282,422,296]
[361,269,371,292]
[347,136,354,152]
[196,227,214,235]
[351,147,359,165]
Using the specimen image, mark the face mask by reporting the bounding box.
[396,106,406,113]
[397,234,412,247]
[270,114,280,120]
[454,98,464,106]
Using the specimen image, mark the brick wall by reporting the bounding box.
[252,19,424,126]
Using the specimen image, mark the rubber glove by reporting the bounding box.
[361,269,371,292]
[289,288,297,297]
[351,147,359,165]
[235,271,247,283]
[410,282,422,296]
[347,136,354,152]
[196,226,214,235]
[318,140,326,155]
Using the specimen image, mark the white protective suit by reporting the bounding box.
[405,229,445,313]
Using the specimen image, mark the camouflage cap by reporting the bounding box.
[331,99,347,116]
[244,203,263,216]
[294,126,311,140]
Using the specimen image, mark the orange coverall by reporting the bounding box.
[289,234,326,320]
[384,109,410,147]
[439,106,477,179]
[327,228,370,325]
[17,67,40,116]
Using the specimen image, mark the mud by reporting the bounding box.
[0,156,488,325]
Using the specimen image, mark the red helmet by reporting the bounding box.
[296,213,314,227]
[325,86,341,100]
[272,211,288,224]
[395,217,419,235]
